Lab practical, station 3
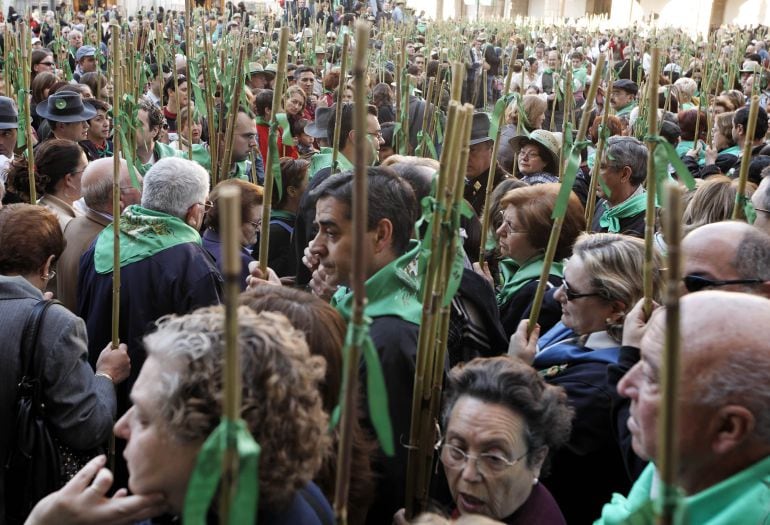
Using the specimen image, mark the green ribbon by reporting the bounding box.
[497,257,564,306]
[489,93,516,140]
[738,194,757,224]
[16,87,26,149]
[552,139,591,219]
[414,129,437,159]
[268,119,284,202]
[644,134,697,203]
[332,318,395,456]
[274,112,294,146]
[182,418,260,525]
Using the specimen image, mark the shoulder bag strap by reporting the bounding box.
[20,299,61,408]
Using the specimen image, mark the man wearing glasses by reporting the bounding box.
[752,173,770,235]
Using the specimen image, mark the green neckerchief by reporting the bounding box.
[721,145,741,157]
[310,146,333,177]
[497,256,564,306]
[137,142,184,175]
[599,192,648,233]
[255,115,269,126]
[332,240,422,326]
[189,144,248,180]
[616,101,637,117]
[93,205,201,274]
[270,209,295,221]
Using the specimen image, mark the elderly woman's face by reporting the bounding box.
[517,143,547,175]
[496,205,539,264]
[554,255,618,335]
[442,396,544,520]
[114,356,203,512]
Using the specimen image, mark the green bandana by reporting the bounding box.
[721,145,741,157]
[497,257,564,306]
[94,205,201,274]
[599,192,649,233]
[309,146,333,177]
[270,209,295,221]
[333,240,422,325]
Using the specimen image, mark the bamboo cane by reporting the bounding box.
[257,27,289,276]
[477,49,517,265]
[731,95,759,221]
[643,48,661,318]
[185,0,194,161]
[217,184,242,525]
[331,33,350,172]
[333,23,370,525]
[559,67,573,182]
[20,22,35,203]
[217,41,247,181]
[111,24,122,351]
[201,20,218,190]
[527,54,603,336]
[451,61,463,103]
[657,182,683,525]
[585,79,612,230]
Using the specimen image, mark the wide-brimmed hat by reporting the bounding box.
[248,62,266,76]
[36,91,96,122]
[0,96,18,129]
[263,63,277,78]
[740,61,762,74]
[305,105,334,139]
[509,129,560,173]
[469,112,493,145]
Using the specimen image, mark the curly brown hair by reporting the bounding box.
[143,306,331,509]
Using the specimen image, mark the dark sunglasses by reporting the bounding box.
[560,280,602,301]
[683,274,764,293]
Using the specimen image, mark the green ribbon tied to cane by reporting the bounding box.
[16,87,27,149]
[417,194,474,307]
[643,135,697,203]
[738,194,758,224]
[488,93,516,140]
[414,129,438,160]
[330,318,395,457]
[114,93,142,190]
[183,418,260,525]
[268,117,287,202]
[553,139,592,219]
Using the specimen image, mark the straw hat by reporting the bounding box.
[509,129,560,174]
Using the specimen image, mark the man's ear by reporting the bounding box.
[620,165,633,184]
[711,405,755,455]
[372,217,394,253]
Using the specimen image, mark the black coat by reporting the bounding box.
[591,200,646,239]
[499,279,562,339]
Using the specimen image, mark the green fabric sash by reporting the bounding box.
[182,418,260,525]
[269,209,295,221]
[309,147,333,177]
[599,192,648,233]
[616,101,636,117]
[94,205,201,274]
[721,145,741,157]
[333,240,422,325]
[497,257,564,306]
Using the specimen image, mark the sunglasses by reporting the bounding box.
[682,274,764,293]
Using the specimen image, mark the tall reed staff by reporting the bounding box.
[643,49,661,317]
[334,22,371,525]
[257,27,290,276]
[731,95,760,221]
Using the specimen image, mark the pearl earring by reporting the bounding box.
[532,477,539,485]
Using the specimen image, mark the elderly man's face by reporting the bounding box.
[0,128,17,157]
[68,32,82,48]
[114,356,202,513]
[681,228,744,292]
[751,177,770,234]
[547,52,559,70]
[466,140,493,180]
[610,89,634,110]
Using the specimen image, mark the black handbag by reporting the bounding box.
[3,299,67,524]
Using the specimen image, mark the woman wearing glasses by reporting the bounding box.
[509,129,561,185]
[478,183,585,338]
[431,356,573,524]
[509,232,663,524]
[202,178,264,290]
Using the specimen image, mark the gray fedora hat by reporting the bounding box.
[469,112,493,145]
[305,105,334,139]
[0,96,19,130]
[36,91,96,122]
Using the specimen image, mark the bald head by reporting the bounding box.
[624,291,770,492]
[682,221,770,296]
[81,158,142,214]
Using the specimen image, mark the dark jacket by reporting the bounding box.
[202,228,254,290]
[464,164,509,217]
[266,214,297,278]
[258,481,334,525]
[591,200,646,239]
[484,44,501,76]
[499,278,562,339]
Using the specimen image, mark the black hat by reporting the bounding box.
[613,79,639,95]
[469,112,493,145]
[0,96,19,130]
[305,105,334,139]
[36,91,96,122]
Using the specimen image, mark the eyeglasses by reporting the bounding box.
[439,443,528,477]
[247,218,262,229]
[518,149,540,159]
[39,61,55,66]
[199,200,213,212]
[754,206,770,215]
[367,130,383,139]
[500,217,525,235]
[560,279,602,301]
[682,274,765,293]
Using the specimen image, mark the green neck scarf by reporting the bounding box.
[497,256,563,306]
[333,240,422,326]
[599,192,648,233]
[270,209,295,221]
[94,205,201,274]
[721,145,741,157]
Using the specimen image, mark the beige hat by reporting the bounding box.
[248,62,264,75]
[510,129,561,174]
[741,61,762,74]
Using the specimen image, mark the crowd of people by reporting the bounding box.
[1,1,770,524]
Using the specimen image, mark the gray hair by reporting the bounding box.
[141,157,209,219]
[605,136,648,187]
[68,29,82,39]
[734,228,770,281]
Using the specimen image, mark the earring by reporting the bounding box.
[532,477,539,485]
